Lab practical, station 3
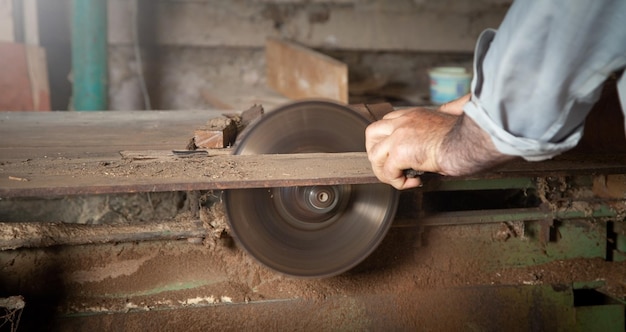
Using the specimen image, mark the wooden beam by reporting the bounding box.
[266,38,348,103]
[0,110,229,159]
[0,220,207,250]
[2,149,626,198]
[25,44,49,110]
[0,152,380,198]
[2,110,625,199]
[0,42,50,111]
[0,0,13,42]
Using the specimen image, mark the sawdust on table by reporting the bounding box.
[0,154,245,180]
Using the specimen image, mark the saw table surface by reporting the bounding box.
[1,110,626,198]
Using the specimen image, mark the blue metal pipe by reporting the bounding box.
[72,0,108,111]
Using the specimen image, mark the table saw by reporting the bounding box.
[0,100,625,330]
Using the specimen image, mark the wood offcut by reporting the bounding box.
[266,38,348,102]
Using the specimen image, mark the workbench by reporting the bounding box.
[1,110,625,331]
[2,109,626,197]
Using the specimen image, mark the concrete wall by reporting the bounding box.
[106,0,511,110]
[29,0,512,110]
[108,0,510,52]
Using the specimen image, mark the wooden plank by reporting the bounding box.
[0,220,206,250]
[0,105,373,159]
[25,44,50,110]
[0,152,381,198]
[266,38,348,103]
[2,149,626,198]
[2,110,626,199]
[0,42,32,110]
[0,110,229,159]
[0,42,50,111]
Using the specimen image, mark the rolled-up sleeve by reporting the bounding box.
[463,0,626,161]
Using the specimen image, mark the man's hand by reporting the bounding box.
[365,107,458,190]
[365,95,515,190]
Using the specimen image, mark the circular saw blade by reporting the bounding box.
[224,100,398,278]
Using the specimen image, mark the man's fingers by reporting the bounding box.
[382,172,423,190]
[368,137,425,190]
[365,118,397,153]
[399,176,423,190]
[366,112,417,152]
[366,107,450,190]
[369,148,415,190]
[367,141,391,180]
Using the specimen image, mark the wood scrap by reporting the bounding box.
[191,104,264,150]
[193,117,237,149]
[8,176,29,182]
[223,104,264,131]
[239,104,264,127]
[266,38,348,102]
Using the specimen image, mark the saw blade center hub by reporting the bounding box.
[306,186,337,211]
[271,184,351,230]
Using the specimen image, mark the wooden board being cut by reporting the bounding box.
[3,148,626,198]
[0,152,380,198]
[266,38,348,103]
[2,110,626,199]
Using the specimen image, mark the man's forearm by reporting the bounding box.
[437,115,515,176]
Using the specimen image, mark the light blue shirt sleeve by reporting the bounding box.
[463,0,626,161]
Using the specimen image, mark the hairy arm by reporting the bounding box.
[437,114,516,177]
[365,97,515,190]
